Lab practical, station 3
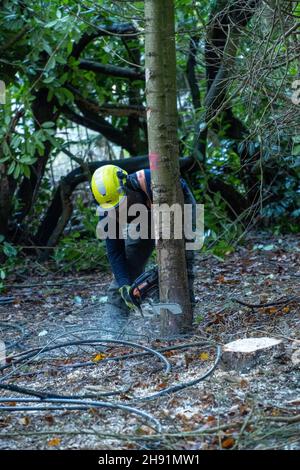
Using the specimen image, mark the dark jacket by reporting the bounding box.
[100,169,192,287]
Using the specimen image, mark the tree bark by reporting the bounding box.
[62,104,136,154]
[145,0,192,336]
[71,23,138,59]
[186,36,201,111]
[79,60,144,81]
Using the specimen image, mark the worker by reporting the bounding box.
[91,164,196,314]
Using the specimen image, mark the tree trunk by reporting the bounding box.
[145,0,192,336]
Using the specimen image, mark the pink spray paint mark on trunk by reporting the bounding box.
[149,152,159,171]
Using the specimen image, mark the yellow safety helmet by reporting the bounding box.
[91,165,128,210]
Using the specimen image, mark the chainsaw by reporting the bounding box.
[129,267,182,316]
[129,266,159,308]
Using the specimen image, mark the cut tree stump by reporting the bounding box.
[221,337,283,372]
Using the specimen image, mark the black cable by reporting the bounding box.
[57,341,217,370]
[0,340,221,427]
[0,398,161,432]
[0,383,65,399]
[134,345,222,402]
[0,338,163,396]
[0,297,14,304]
[0,405,91,411]
[0,381,131,400]
[1,342,219,403]
[0,338,171,374]
[1,342,221,403]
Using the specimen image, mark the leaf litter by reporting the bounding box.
[0,232,299,450]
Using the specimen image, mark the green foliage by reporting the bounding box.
[52,197,108,273]
[202,192,240,258]
[52,232,108,273]
[192,167,241,258]
[0,234,18,291]
[0,0,298,270]
[261,153,300,230]
[0,0,81,182]
[194,313,205,324]
[0,118,60,180]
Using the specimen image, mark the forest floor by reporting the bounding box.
[0,231,299,450]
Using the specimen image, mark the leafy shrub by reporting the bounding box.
[52,196,108,273]
[52,232,108,273]
[0,235,18,291]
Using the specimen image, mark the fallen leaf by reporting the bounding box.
[47,438,61,447]
[164,351,176,357]
[264,306,278,314]
[156,382,168,390]
[19,416,30,426]
[135,426,155,435]
[126,443,135,449]
[206,415,216,424]
[92,353,106,362]
[199,352,209,361]
[175,413,190,423]
[240,379,249,388]
[169,398,180,407]
[211,314,223,324]
[0,417,11,427]
[221,437,235,449]
[239,404,250,415]
[184,353,194,368]
[44,415,55,425]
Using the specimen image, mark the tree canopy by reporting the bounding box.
[0,0,299,272]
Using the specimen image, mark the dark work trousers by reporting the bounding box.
[107,186,197,312]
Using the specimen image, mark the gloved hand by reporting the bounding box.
[119,285,136,310]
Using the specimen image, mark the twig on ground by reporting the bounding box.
[232,296,300,309]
